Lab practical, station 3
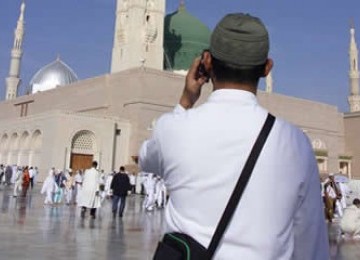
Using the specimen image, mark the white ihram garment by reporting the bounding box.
[143,175,156,210]
[78,167,101,209]
[74,173,83,203]
[340,205,360,236]
[41,170,56,204]
[139,89,329,260]
[155,179,167,207]
[105,174,114,196]
[13,170,23,197]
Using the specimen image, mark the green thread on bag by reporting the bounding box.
[168,234,191,260]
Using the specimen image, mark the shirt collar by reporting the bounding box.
[208,89,258,105]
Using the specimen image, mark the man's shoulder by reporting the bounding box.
[273,116,309,142]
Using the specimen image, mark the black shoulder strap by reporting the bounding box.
[207,113,276,258]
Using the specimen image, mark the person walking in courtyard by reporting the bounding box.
[64,169,75,205]
[140,13,329,259]
[74,170,83,204]
[21,166,30,197]
[110,166,130,218]
[341,198,360,239]
[54,170,67,204]
[78,161,101,219]
[13,166,23,197]
[4,165,12,185]
[129,172,136,194]
[143,173,157,211]
[0,164,4,185]
[41,168,56,205]
[29,167,35,189]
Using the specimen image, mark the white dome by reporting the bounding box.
[30,58,78,93]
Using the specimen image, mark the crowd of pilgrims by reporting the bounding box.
[0,164,38,197]
[39,167,167,211]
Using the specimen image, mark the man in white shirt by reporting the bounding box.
[29,167,35,189]
[139,13,329,259]
[129,173,136,194]
[142,173,157,211]
[341,198,360,238]
[74,170,83,204]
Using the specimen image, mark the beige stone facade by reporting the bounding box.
[0,67,356,180]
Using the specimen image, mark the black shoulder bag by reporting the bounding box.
[153,113,275,260]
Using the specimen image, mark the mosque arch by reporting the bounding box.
[18,131,31,166]
[0,134,9,151]
[19,131,30,150]
[31,130,42,151]
[9,133,19,150]
[8,133,19,165]
[71,130,97,154]
[0,134,9,164]
[29,130,42,167]
[70,130,97,172]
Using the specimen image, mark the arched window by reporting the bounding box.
[31,130,42,151]
[71,130,96,155]
[0,134,9,151]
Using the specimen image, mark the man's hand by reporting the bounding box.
[180,57,208,109]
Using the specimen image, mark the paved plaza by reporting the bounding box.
[0,185,358,259]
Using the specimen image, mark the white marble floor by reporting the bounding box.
[0,184,357,259]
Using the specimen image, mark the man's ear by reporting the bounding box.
[202,51,212,72]
[263,58,273,77]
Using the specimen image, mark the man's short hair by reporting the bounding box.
[211,55,266,86]
[353,198,360,205]
[92,161,98,168]
[120,166,125,172]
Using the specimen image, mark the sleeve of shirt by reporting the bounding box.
[292,154,330,260]
[139,104,185,177]
[139,135,163,177]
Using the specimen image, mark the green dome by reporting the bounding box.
[164,5,211,71]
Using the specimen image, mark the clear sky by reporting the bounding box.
[0,0,359,112]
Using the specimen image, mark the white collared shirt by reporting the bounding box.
[140,89,329,260]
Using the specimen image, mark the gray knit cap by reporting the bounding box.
[210,13,269,67]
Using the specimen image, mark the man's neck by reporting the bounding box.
[213,81,257,95]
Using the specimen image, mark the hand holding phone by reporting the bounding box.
[180,56,209,109]
[195,53,210,82]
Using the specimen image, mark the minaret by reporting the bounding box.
[348,23,360,112]
[265,71,273,93]
[110,0,165,73]
[5,1,26,100]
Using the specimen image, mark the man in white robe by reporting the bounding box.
[143,173,156,211]
[139,13,329,259]
[41,169,56,205]
[11,165,17,184]
[105,171,115,197]
[13,167,23,197]
[341,198,360,238]
[78,161,101,219]
[155,177,166,208]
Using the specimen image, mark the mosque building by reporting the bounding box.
[1,1,360,180]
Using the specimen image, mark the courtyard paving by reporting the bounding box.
[0,185,358,259]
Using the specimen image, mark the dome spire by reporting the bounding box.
[348,21,360,112]
[5,0,26,100]
[179,0,186,11]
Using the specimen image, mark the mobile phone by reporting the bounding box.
[196,53,210,82]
